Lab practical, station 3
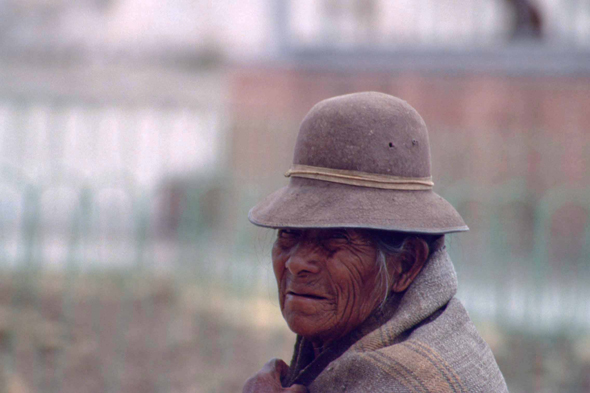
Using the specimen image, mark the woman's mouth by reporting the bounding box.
[286,291,326,300]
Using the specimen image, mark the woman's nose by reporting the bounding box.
[285,244,322,276]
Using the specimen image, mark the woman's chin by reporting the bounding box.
[284,313,332,341]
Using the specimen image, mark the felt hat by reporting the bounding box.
[248,92,468,234]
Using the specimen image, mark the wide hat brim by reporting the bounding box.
[249,177,468,234]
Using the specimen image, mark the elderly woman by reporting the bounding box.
[243,93,508,392]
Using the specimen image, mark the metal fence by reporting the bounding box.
[0,92,589,392]
[0,97,267,393]
[445,181,590,332]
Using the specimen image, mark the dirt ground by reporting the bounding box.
[0,272,589,393]
[0,273,295,393]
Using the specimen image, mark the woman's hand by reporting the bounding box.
[243,358,308,393]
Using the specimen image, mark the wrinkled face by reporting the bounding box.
[272,228,386,347]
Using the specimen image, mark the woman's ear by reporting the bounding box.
[389,237,429,293]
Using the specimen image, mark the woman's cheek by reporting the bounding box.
[272,249,287,276]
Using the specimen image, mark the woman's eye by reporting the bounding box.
[278,229,301,239]
[327,231,350,241]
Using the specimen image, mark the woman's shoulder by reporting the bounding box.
[310,298,508,393]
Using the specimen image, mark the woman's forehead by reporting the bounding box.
[278,228,372,238]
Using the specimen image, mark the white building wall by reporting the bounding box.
[1,0,588,56]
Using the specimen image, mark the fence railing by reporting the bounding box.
[442,180,590,333]
[0,96,589,392]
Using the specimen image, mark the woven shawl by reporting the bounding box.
[282,247,508,393]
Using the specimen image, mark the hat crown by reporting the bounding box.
[248,92,467,234]
[293,92,431,178]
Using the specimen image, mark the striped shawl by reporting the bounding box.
[282,247,508,392]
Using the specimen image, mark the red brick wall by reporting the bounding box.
[228,66,590,194]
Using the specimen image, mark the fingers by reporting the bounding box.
[263,358,289,377]
[243,358,306,393]
[266,359,307,392]
[287,384,309,392]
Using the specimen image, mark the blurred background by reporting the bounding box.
[0,0,588,392]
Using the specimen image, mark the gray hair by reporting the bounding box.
[370,231,440,308]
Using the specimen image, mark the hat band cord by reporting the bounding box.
[285,164,434,190]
